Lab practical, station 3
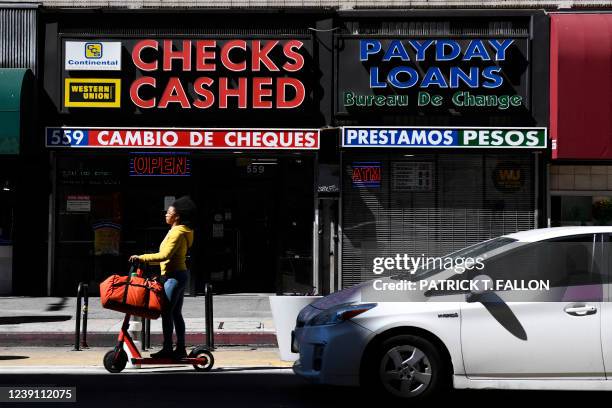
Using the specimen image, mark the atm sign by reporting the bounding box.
[352,162,382,188]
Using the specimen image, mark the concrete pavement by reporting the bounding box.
[0,295,280,347]
[0,347,293,371]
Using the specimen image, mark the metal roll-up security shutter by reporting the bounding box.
[0,7,37,73]
[341,152,535,289]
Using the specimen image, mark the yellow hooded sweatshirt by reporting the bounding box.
[139,225,194,275]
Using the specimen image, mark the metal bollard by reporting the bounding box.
[204,283,214,349]
[81,284,89,348]
[140,316,146,351]
[73,282,89,351]
[146,318,151,350]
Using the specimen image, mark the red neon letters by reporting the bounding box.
[130,39,306,110]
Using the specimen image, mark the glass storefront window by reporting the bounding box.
[53,153,314,295]
[551,195,612,226]
[550,165,612,227]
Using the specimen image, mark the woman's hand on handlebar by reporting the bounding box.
[129,255,141,263]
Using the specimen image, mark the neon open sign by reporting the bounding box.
[129,152,191,176]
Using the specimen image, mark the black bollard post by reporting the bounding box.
[146,318,151,350]
[81,284,89,348]
[73,283,83,351]
[140,316,146,351]
[204,283,214,349]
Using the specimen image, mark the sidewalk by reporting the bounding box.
[0,295,279,347]
[0,346,293,372]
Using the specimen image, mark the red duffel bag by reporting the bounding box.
[100,272,165,319]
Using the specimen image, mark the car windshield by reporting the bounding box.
[391,236,518,281]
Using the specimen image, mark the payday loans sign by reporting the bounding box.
[342,127,547,148]
[337,38,530,114]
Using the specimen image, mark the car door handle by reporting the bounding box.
[564,305,597,316]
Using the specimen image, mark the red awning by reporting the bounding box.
[550,14,612,159]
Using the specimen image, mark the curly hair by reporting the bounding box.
[171,196,197,228]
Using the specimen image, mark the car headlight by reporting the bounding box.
[306,303,377,326]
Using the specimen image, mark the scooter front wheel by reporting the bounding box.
[103,348,128,373]
[189,346,214,372]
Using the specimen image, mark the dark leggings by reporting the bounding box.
[161,270,188,350]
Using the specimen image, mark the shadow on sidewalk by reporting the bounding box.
[46,297,69,312]
[0,316,72,325]
[0,355,29,360]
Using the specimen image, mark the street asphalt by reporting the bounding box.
[0,346,606,408]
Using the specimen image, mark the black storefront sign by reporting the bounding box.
[336,35,533,123]
[61,37,320,126]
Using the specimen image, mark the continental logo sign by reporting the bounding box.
[64,78,121,108]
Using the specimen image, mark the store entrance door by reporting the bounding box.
[195,156,314,294]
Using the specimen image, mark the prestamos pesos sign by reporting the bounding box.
[45,127,320,150]
[342,127,547,148]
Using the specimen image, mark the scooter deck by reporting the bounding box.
[131,357,209,365]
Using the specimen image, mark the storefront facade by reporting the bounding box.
[333,10,550,288]
[9,5,587,295]
[41,9,335,295]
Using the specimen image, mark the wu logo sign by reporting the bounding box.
[498,169,521,181]
[493,162,524,193]
[85,43,103,59]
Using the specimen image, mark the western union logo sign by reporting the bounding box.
[64,78,121,108]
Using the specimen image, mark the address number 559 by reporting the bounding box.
[48,129,86,146]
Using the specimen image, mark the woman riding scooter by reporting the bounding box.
[129,196,196,359]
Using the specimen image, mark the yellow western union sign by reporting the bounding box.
[64,78,121,108]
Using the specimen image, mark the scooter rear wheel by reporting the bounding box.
[103,349,128,373]
[189,346,214,372]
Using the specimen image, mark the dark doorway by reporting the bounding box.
[194,156,314,294]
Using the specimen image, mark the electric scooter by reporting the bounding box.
[102,266,214,373]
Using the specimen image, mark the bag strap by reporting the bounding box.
[143,280,151,307]
[122,275,131,305]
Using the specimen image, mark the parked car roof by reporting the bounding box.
[504,226,612,242]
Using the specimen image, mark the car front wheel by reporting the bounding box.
[369,335,444,399]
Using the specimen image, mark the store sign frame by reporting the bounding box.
[342,127,547,149]
[45,127,320,150]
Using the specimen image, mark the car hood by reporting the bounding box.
[310,281,370,310]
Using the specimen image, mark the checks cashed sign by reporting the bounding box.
[45,127,320,150]
[342,127,547,148]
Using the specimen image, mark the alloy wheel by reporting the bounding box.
[378,345,432,398]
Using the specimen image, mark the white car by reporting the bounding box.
[293,227,612,398]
